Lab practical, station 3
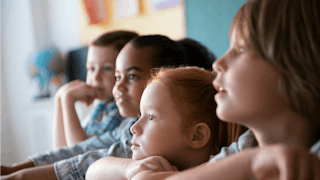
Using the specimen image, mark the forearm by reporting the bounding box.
[1,160,35,175]
[86,156,131,180]
[132,171,178,180]
[52,97,67,149]
[1,164,56,180]
[166,148,257,180]
[61,95,88,146]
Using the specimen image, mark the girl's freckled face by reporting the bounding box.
[130,81,189,162]
[212,29,289,125]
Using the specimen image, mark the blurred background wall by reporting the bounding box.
[1,0,245,165]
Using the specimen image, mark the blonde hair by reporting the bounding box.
[231,0,320,124]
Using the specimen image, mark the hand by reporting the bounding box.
[251,144,320,180]
[55,80,79,100]
[126,156,178,180]
[58,80,101,105]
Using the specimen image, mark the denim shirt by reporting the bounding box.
[81,99,123,137]
[29,117,138,180]
[208,130,320,164]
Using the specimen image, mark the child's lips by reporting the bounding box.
[131,141,140,150]
[115,95,130,104]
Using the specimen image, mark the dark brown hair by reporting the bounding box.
[231,0,320,124]
[90,30,139,51]
[130,35,189,68]
[150,67,247,154]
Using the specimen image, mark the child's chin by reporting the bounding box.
[132,154,145,161]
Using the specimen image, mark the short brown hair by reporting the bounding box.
[150,67,247,154]
[231,0,320,124]
[90,30,138,51]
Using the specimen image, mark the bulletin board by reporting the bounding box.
[79,0,186,44]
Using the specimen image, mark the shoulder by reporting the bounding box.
[310,138,320,159]
[208,130,257,164]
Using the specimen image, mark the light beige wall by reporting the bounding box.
[79,0,186,44]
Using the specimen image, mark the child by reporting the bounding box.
[86,66,233,180]
[177,38,216,71]
[1,35,217,180]
[166,0,320,179]
[53,30,138,149]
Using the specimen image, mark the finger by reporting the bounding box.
[91,87,103,100]
[172,166,179,171]
[157,157,175,172]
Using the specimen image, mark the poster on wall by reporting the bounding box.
[83,0,106,24]
[152,0,180,10]
[115,0,139,18]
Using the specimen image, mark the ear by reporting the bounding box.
[188,122,211,150]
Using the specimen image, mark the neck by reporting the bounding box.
[247,110,318,149]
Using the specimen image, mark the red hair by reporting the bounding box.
[150,67,247,154]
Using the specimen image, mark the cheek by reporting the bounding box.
[86,72,93,83]
[132,85,145,105]
[223,68,283,121]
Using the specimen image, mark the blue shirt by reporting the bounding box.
[29,117,138,180]
[208,130,320,164]
[81,99,123,137]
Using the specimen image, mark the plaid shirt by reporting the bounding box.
[29,117,138,180]
[82,99,123,136]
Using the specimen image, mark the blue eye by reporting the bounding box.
[129,74,138,80]
[147,115,154,121]
[115,76,121,81]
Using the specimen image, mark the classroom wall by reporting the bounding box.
[1,0,81,165]
[185,0,246,58]
[79,0,186,44]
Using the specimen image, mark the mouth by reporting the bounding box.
[115,94,130,104]
[131,141,140,150]
[116,97,130,104]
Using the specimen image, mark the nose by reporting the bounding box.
[212,55,226,73]
[114,77,127,93]
[92,68,103,82]
[130,118,142,135]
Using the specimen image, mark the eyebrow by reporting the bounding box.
[144,105,161,114]
[125,66,144,72]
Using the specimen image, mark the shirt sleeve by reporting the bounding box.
[54,141,132,180]
[28,122,123,166]
[207,130,257,164]
[53,117,136,180]
[28,117,137,180]
[310,138,320,159]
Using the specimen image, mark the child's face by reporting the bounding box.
[130,81,189,163]
[112,44,155,117]
[212,29,289,125]
[86,45,118,101]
